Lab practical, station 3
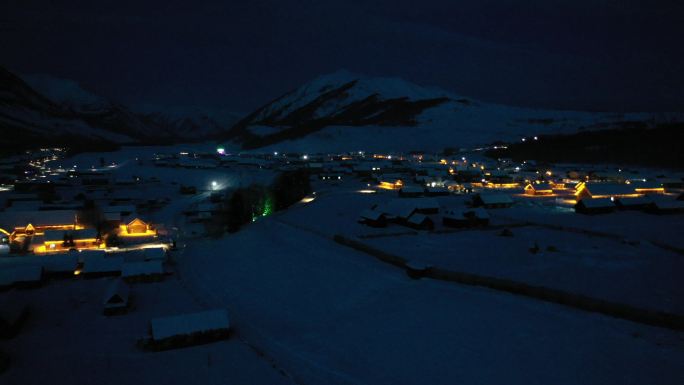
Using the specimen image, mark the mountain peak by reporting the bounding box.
[225,72,455,149]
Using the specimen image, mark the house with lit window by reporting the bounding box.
[630,181,665,195]
[523,182,554,196]
[118,218,157,239]
[38,229,101,253]
[1,210,81,242]
[574,182,641,201]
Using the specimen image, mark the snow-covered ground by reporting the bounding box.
[1,277,294,385]
[2,146,683,384]
[177,216,684,385]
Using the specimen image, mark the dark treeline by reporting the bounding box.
[486,123,684,169]
[214,169,311,234]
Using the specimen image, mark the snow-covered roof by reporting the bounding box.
[649,196,684,210]
[82,256,123,274]
[150,309,230,341]
[464,207,490,219]
[577,198,615,208]
[615,196,652,206]
[407,213,431,225]
[103,279,130,305]
[382,197,439,217]
[583,183,635,196]
[630,180,662,189]
[0,209,77,229]
[526,182,553,191]
[122,260,163,278]
[359,209,385,221]
[43,228,98,242]
[0,265,42,286]
[478,194,513,205]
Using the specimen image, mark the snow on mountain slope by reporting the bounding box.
[225,70,665,152]
[23,74,109,112]
[0,67,235,151]
[0,66,137,149]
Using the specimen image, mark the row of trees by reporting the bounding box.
[220,169,311,233]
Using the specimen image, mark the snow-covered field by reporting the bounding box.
[178,216,684,385]
[280,181,684,313]
[1,277,294,385]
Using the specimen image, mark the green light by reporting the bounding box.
[262,197,273,217]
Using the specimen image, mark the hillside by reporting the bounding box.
[0,67,237,153]
[224,70,673,152]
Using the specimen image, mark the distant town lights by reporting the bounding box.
[302,154,309,160]
[217,147,226,155]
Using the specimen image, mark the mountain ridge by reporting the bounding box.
[222,70,680,152]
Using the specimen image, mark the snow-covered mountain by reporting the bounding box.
[0,66,141,150]
[0,67,236,152]
[22,74,110,113]
[137,105,240,140]
[225,70,669,152]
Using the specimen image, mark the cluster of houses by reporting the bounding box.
[358,193,511,231]
[0,148,174,292]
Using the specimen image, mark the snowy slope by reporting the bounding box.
[0,67,137,147]
[0,67,236,151]
[225,70,668,152]
[23,73,110,112]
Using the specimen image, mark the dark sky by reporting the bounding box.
[2,0,683,113]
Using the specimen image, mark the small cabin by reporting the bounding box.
[358,210,387,228]
[82,256,124,277]
[122,260,165,282]
[120,218,156,238]
[575,183,639,201]
[472,194,513,209]
[614,196,652,211]
[524,182,554,196]
[631,181,665,195]
[146,309,231,350]
[413,198,440,214]
[406,214,434,231]
[126,218,149,234]
[647,196,684,214]
[103,279,130,315]
[41,229,100,253]
[574,198,615,215]
[443,208,489,228]
[463,208,490,226]
[442,210,470,228]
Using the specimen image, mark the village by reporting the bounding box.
[1,143,683,383]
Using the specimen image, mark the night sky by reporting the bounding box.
[2,0,683,113]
